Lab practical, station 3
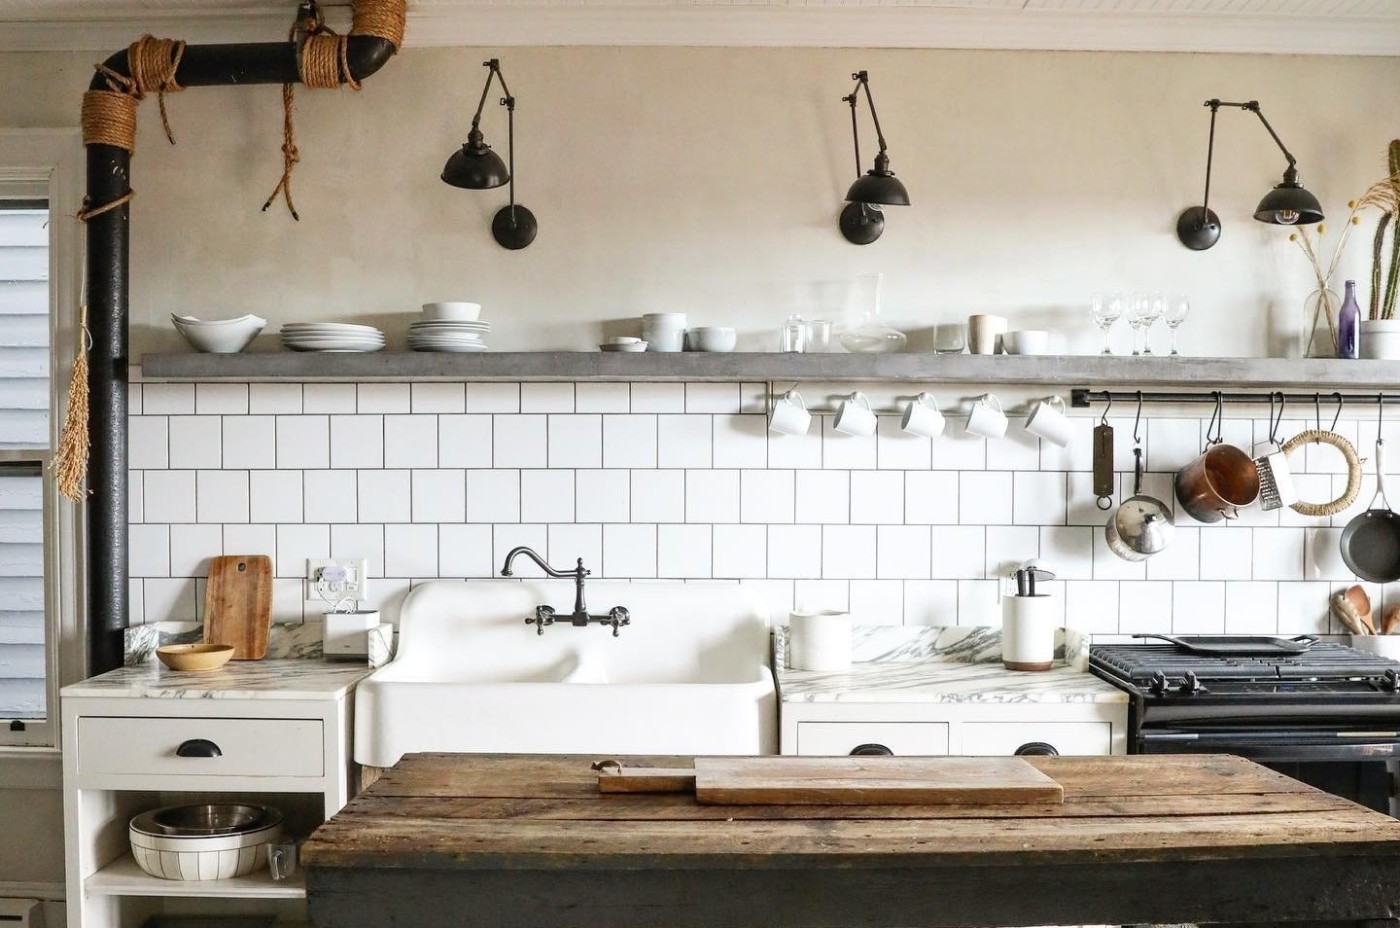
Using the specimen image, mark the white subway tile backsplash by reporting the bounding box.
[520,470,575,524]
[576,470,630,523]
[358,470,411,523]
[439,415,494,469]
[630,383,685,414]
[243,383,295,417]
[604,415,658,468]
[303,383,357,414]
[145,471,196,523]
[494,415,548,469]
[742,470,796,524]
[821,525,876,580]
[195,383,248,415]
[413,470,467,524]
[492,524,548,575]
[686,383,740,415]
[385,524,439,578]
[658,415,713,469]
[169,415,222,469]
[877,525,931,580]
[128,383,143,416]
[384,415,438,469]
[793,579,848,613]
[632,470,685,523]
[468,469,521,523]
[272,578,304,624]
[657,524,712,578]
[603,523,657,578]
[410,382,465,414]
[520,383,575,414]
[129,380,1347,636]
[331,415,384,469]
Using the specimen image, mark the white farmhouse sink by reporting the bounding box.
[353,580,777,766]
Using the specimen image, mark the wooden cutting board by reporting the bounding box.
[203,555,273,660]
[596,756,1064,805]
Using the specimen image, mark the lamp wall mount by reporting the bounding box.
[1176,98,1323,252]
[839,69,909,246]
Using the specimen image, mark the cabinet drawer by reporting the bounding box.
[959,721,1111,757]
[796,722,949,756]
[78,717,323,778]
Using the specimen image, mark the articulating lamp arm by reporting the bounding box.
[846,70,892,177]
[1242,101,1300,180]
[469,59,503,136]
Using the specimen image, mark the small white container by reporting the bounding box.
[788,610,852,672]
[422,301,482,322]
[1002,596,1055,671]
[689,327,737,352]
[323,610,381,658]
[1003,329,1049,356]
[1360,320,1400,360]
[642,313,688,352]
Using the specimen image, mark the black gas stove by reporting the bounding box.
[1090,638,1400,814]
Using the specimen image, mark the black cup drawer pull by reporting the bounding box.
[175,738,223,758]
[1014,741,1059,757]
[849,743,894,756]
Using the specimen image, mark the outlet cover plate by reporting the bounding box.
[306,558,370,607]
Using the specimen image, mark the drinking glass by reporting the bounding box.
[933,322,966,354]
[1127,293,1159,356]
[1164,295,1190,356]
[1090,292,1123,355]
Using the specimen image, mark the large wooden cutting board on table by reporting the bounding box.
[596,755,1064,805]
[203,555,273,660]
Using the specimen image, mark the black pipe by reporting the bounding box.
[84,30,399,676]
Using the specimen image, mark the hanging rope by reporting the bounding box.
[54,307,92,503]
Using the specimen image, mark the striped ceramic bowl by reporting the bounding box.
[129,804,283,881]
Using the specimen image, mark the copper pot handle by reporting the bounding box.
[1281,429,1362,517]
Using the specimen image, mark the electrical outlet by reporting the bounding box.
[306,558,370,607]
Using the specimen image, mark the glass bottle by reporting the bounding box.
[1338,279,1360,360]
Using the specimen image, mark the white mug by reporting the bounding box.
[641,312,687,352]
[833,391,877,437]
[769,390,812,436]
[966,393,1009,439]
[901,392,945,438]
[968,314,1008,355]
[1024,395,1073,448]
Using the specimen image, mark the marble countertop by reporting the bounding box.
[775,626,1129,705]
[62,659,376,701]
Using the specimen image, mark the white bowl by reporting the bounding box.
[689,327,737,352]
[129,804,282,881]
[599,341,648,353]
[171,315,266,354]
[422,302,482,322]
[1002,330,1049,356]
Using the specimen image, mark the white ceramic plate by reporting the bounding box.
[408,322,492,331]
[410,343,488,353]
[599,342,648,352]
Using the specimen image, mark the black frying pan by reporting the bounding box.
[1340,439,1400,583]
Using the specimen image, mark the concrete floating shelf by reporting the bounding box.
[137,351,1400,387]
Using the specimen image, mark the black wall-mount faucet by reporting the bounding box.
[499,546,631,636]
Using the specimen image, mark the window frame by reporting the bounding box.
[0,129,85,750]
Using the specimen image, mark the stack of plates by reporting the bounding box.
[281,322,385,353]
[408,320,491,353]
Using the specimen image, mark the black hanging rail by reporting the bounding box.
[1072,389,1400,408]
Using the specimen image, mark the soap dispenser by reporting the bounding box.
[1002,561,1056,672]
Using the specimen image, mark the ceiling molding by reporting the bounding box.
[2,4,1398,55]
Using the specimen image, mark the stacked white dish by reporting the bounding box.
[410,302,490,352]
[281,322,385,353]
[128,803,283,881]
[171,314,266,354]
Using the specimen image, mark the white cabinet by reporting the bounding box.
[61,662,370,928]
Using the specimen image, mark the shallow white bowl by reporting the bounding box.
[129,805,282,881]
[172,315,266,354]
[1002,330,1049,356]
[599,341,648,352]
[689,327,737,353]
[422,302,482,322]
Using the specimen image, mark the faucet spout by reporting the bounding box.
[499,547,590,620]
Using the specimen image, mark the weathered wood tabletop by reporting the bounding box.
[304,753,1400,928]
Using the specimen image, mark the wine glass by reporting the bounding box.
[1164,295,1190,356]
[1090,292,1123,355]
[1126,293,1151,356]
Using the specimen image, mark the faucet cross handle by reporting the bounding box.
[526,605,556,636]
[606,606,630,637]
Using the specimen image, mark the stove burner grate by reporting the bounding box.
[1091,641,1400,685]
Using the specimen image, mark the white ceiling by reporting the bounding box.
[2,0,1399,53]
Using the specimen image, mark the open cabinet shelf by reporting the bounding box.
[85,855,305,899]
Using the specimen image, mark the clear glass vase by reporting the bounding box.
[1303,287,1341,359]
[839,273,908,354]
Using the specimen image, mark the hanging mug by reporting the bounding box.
[769,390,812,436]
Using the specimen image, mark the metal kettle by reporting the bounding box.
[1106,447,1174,561]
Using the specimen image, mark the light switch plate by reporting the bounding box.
[306,557,370,606]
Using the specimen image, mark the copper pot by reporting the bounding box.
[1174,443,1260,523]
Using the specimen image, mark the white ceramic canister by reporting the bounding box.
[1001,596,1055,672]
[788,610,853,672]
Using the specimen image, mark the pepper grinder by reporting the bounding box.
[1003,561,1056,672]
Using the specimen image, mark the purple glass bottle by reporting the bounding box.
[1338,279,1361,360]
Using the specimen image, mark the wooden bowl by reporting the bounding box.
[157,644,234,672]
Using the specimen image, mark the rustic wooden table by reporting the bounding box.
[304,753,1400,928]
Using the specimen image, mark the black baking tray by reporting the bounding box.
[1131,634,1319,655]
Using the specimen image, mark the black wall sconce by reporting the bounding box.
[441,58,538,250]
[1176,98,1324,251]
[838,70,909,246]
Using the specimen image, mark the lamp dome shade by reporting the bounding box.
[1254,180,1323,226]
[442,143,510,190]
[845,170,910,207]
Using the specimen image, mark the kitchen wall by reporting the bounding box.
[126,377,1389,636]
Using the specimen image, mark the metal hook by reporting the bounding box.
[1330,392,1343,432]
[1204,391,1223,449]
[1314,393,1322,436]
[1269,391,1285,445]
[1380,393,1386,442]
[1100,393,1113,426]
[1133,391,1143,445]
